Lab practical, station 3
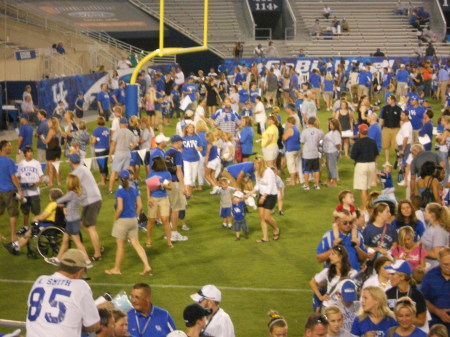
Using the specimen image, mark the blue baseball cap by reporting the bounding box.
[384,260,412,275]
[68,153,81,164]
[171,135,183,143]
[286,104,296,110]
[119,170,130,179]
[338,280,357,303]
[119,117,128,124]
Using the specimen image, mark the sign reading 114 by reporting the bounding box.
[252,0,281,11]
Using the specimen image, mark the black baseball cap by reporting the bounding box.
[183,304,211,326]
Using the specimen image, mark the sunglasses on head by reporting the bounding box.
[316,315,328,324]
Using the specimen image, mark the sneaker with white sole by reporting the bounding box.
[171,231,188,241]
[181,224,190,231]
[85,261,93,269]
[314,185,321,190]
[227,223,233,229]
[44,257,60,266]
[302,185,310,191]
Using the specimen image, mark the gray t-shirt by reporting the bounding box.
[422,224,449,269]
[301,127,324,159]
[266,73,278,91]
[113,128,136,156]
[56,191,83,222]
[411,151,442,176]
[301,99,317,119]
[323,130,341,154]
[219,187,236,208]
[72,165,102,206]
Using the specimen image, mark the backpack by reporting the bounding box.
[165,151,178,175]
[420,177,435,208]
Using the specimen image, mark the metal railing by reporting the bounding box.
[285,27,296,40]
[127,0,225,58]
[427,0,447,40]
[284,0,297,39]
[0,319,25,329]
[244,0,256,39]
[255,28,272,40]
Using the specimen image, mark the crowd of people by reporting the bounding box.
[0,54,450,337]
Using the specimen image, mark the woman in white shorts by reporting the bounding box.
[182,123,203,197]
[262,116,279,167]
[204,131,221,194]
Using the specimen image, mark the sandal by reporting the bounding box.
[104,270,121,275]
[91,255,103,261]
[273,230,281,241]
[140,269,153,276]
[256,239,269,243]
[145,242,152,248]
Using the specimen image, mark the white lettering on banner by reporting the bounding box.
[295,60,312,73]
[51,82,68,108]
[20,51,31,59]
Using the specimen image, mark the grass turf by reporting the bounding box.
[0,97,443,336]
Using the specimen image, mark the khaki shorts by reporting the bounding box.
[322,92,333,101]
[262,145,279,161]
[0,190,19,217]
[286,150,300,174]
[265,90,277,102]
[353,162,376,190]
[155,110,163,126]
[357,85,368,98]
[112,217,138,240]
[148,196,170,218]
[167,182,185,212]
[382,127,399,150]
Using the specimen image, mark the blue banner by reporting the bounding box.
[15,50,37,61]
[36,73,104,115]
[219,57,444,75]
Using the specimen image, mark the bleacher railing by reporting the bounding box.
[428,0,447,39]
[284,0,297,40]
[244,0,256,39]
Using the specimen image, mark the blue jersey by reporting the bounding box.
[241,108,253,117]
[182,135,201,162]
[309,73,321,88]
[182,83,197,101]
[232,201,246,221]
[407,105,425,130]
[18,124,33,151]
[238,88,249,103]
[351,316,397,337]
[381,72,393,88]
[92,126,110,150]
[147,170,172,198]
[113,88,126,105]
[323,79,334,92]
[380,171,394,189]
[97,91,111,110]
[115,186,139,218]
[0,156,17,192]
[250,89,259,103]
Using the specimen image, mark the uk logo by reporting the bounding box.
[51,81,68,108]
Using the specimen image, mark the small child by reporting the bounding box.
[377,163,396,202]
[231,191,249,240]
[220,132,235,168]
[44,174,91,267]
[76,120,90,159]
[74,92,85,119]
[52,101,66,120]
[218,177,236,229]
[332,190,357,245]
[241,102,253,118]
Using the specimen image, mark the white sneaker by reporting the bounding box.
[44,257,60,266]
[181,224,190,231]
[398,180,405,186]
[85,261,93,269]
[173,231,188,241]
[227,223,233,229]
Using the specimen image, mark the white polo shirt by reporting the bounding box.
[203,308,235,337]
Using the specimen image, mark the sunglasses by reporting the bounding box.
[316,315,328,324]
[341,221,353,225]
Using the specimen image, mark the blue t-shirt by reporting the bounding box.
[0,156,17,192]
[250,89,259,103]
[421,266,450,327]
[92,126,110,150]
[182,135,201,162]
[165,147,183,181]
[382,72,393,88]
[226,162,255,180]
[290,73,299,90]
[156,78,165,92]
[127,306,176,337]
[18,124,33,151]
[351,316,397,337]
[362,223,398,250]
[234,72,244,85]
[241,108,253,117]
[316,229,367,271]
[295,98,303,111]
[397,69,409,83]
[149,148,165,168]
[358,71,372,87]
[36,120,49,150]
[154,91,163,111]
[407,105,425,130]
[97,91,111,110]
[368,123,382,152]
[113,88,126,105]
[182,83,197,101]
[393,328,426,337]
[171,89,180,102]
[232,201,246,221]
[115,186,139,218]
[380,171,394,189]
[239,126,254,155]
[391,219,425,241]
[419,120,433,151]
[75,97,84,110]
[310,73,321,88]
[238,88,249,103]
[324,79,334,92]
[147,170,172,198]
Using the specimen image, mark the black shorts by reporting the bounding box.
[146,110,155,116]
[304,158,320,173]
[258,194,277,210]
[21,195,41,215]
[46,147,61,161]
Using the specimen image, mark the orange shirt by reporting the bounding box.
[422,67,432,81]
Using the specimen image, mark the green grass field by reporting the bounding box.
[0,97,443,336]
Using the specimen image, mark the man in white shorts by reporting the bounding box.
[26,249,100,337]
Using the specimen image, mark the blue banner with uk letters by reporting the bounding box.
[15,50,37,61]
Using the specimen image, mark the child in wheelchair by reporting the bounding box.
[3,188,64,257]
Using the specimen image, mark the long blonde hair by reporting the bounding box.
[254,156,268,178]
[66,173,82,196]
[195,119,209,133]
[426,203,450,231]
[49,117,63,135]
[359,286,395,321]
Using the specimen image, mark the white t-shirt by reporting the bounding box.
[26,272,100,337]
[362,274,392,291]
[111,117,120,133]
[395,121,413,146]
[175,71,185,85]
[203,308,235,337]
[17,159,43,197]
[254,101,267,124]
[229,93,240,113]
[194,105,205,124]
[314,268,357,307]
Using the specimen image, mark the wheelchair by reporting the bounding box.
[29,221,66,259]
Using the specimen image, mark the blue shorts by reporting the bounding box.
[65,219,81,235]
[220,207,232,218]
[130,151,142,166]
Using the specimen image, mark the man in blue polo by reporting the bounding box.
[97,83,111,122]
[407,97,425,142]
[357,66,372,100]
[17,114,33,156]
[182,76,198,110]
[112,80,126,112]
[35,110,49,166]
[128,283,176,337]
[396,64,409,97]
[421,247,450,330]
[316,211,367,271]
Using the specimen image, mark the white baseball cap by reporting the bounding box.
[190,285,222,303]
[155,134,170,144]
